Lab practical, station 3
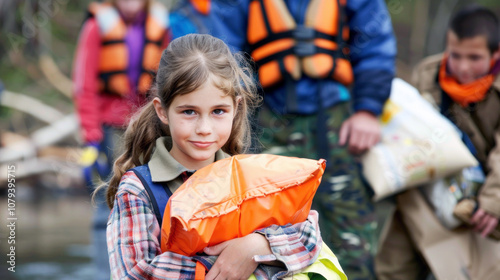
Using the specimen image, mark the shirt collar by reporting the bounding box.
[148,136,228,182]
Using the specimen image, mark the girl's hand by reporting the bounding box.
[203,233,272,280]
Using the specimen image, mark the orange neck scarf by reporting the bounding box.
[438,54,499,107]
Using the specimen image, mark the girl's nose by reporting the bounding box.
[195,116,212,135]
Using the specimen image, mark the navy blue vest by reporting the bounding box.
[130,164,172,228]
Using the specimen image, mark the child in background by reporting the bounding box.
[376,5,500,279]
[413,4,500,240]
[72,0,170,278]
[97,34,322,279]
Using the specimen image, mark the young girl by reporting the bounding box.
[98,34,323,279]
[73,0,170,278]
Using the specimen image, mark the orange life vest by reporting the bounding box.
[88,2,168,96]
[161,154,326,257]
[247,0,353,90]
[190,0,210,15]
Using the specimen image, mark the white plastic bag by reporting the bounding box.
[362,78,478,201]
[420,165,484,229]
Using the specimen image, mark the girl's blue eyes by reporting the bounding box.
[182,110,196,115]
[181,109,226,115]
[213,109,225,115]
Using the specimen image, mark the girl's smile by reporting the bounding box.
[190,141,216,148]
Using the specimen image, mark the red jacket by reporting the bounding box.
[73,17,170,143]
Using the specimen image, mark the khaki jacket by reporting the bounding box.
[411,53,500,218]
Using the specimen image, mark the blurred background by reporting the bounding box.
[0,0,500,279]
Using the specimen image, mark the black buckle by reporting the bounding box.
[294,42,315,57]
[293,25,315,40]
[293,26,315,57]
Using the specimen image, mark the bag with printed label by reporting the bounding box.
[362,78,477,201]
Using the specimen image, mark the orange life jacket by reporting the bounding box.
[161,154,326,257]
[247,0,353,90]
[88,2,168,96]
[190,0,210,15]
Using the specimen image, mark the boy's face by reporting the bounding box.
[446,31,500,84]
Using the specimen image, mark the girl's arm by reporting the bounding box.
[108,172,198,279]
[255,210,322,274]
[204,211,322,280]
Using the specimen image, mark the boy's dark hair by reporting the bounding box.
[450,5,499,53]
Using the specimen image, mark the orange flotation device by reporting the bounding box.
[190,0,211,15]
[160,154,326,257]
[88,2,168,96]
[247,0,353,90]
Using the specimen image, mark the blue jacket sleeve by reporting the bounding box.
[169,0,250,51]
[207,0,251,52]
[346,0,397,116]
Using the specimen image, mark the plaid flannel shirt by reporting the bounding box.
[107,171,322,279]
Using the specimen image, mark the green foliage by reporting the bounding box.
[0,0,82,126]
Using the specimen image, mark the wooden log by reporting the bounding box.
[0,114,79,163]
[39,54,73,99]
[1,90,65,123]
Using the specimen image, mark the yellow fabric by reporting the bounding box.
[79,146,99,167]
[284,244,347,280]
[248,245,347,280]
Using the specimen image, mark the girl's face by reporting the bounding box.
[114,0,147,22]
[154,81,237,170]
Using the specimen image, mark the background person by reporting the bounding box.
[72,0,170,278]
